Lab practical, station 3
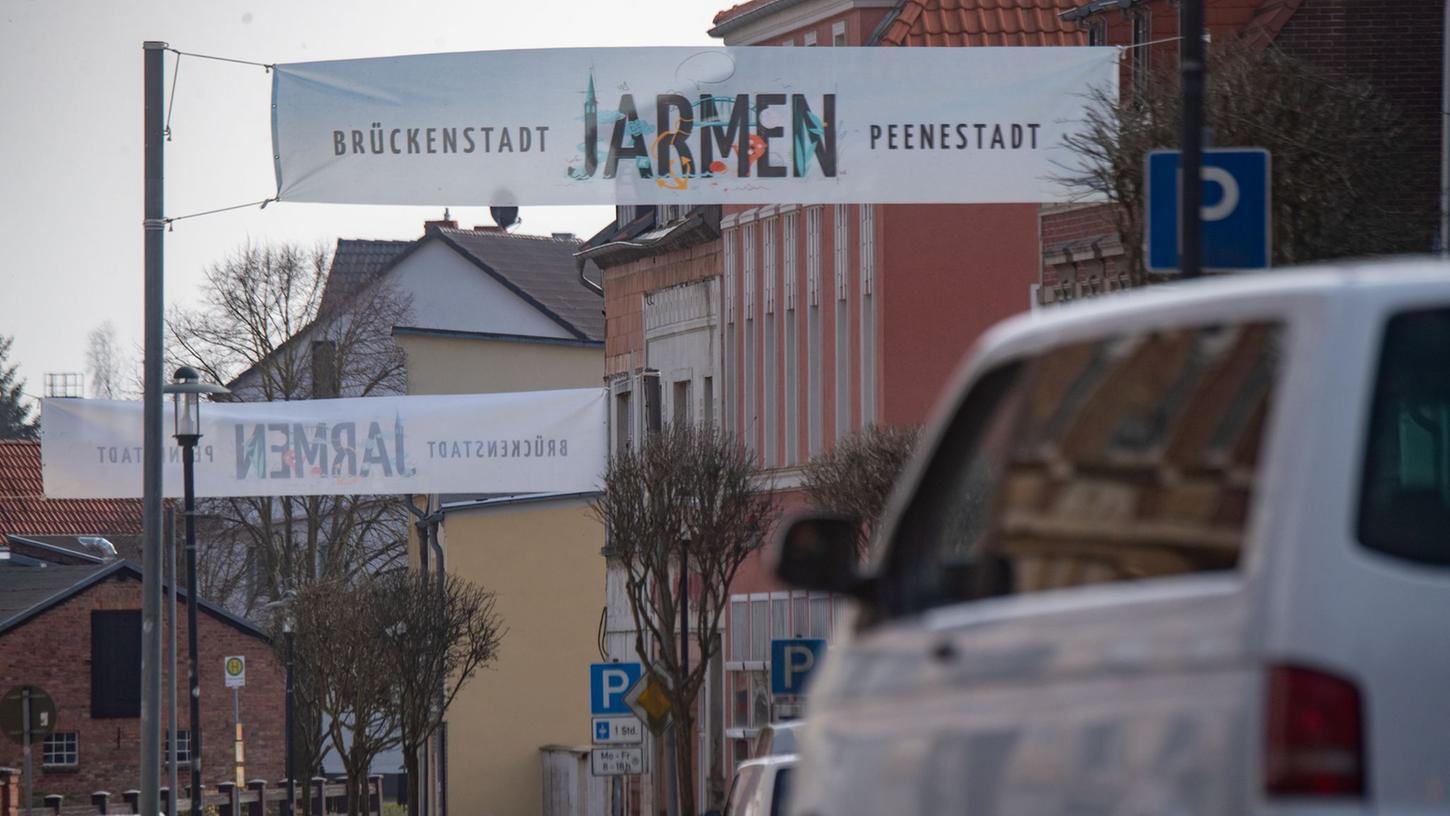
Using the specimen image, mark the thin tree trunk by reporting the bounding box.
[676,710,696,816]
[403,745,421,816]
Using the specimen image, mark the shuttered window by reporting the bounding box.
[91,610,142,718]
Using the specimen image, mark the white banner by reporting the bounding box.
[41,389,606,499]
[272,46,1117,206]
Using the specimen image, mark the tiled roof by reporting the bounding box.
[436,229,605,342]
[318,239,414,315]
[874,0,1086,47]
[0,441,142,539]
[0,559,271,639]
[0,561,110,625]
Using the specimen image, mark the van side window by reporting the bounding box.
[883,322,1283,616]
[1358,307,1450,565]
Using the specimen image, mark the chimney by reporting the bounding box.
[423,208,458,233]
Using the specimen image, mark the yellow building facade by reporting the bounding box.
[399,326,605,816]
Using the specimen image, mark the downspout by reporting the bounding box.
[428,496,447,816]
[577,257,604,296]
[1441,0,1449,255]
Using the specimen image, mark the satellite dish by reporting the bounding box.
[490,206,519,229]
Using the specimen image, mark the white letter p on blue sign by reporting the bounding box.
[771,638,827,696]
[590,662,643,715]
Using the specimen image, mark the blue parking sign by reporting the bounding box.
[771,639,826,696]
[590,663,642,716]
[1146,148,1271,272]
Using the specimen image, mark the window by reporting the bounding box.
[165,729,192,765]
[803,31,817,47]
[704,376,715,427]
[1359,307,1450,565]
[1130,10,1151,97]
[764,219,778,466]
[744,223,758,450]
[42,732,77,767]
[884,322,1284,618]
[673,380,692,426]
[1087,20,1106,47]
[642,370,662,436]
[726,591,849,733]
[784,211,801,465]
[92,610,142,718]
[860,205,876,426]
[832,21,847,46]
[614,388,632,452]
[724,229,737,432]
[806,207,824,456]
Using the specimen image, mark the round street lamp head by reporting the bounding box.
[163,368,230,441]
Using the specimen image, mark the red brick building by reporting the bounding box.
[1040,0,1446,302]
[0,560,285,804]
[0,441,284,806]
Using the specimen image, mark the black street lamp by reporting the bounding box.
[164,366,229,816]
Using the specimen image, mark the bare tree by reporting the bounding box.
[85,321,128,399]
[592,424,777,816]
[1059,40,1432,285]
[802,424,920,555]
[289,579,398,816]
[377,570,506,816]
[167,241,413,615]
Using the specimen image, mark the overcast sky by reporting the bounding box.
[0,0,724,409]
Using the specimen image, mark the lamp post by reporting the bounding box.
[259,593,297,816]
[284,616,295,816]
[165,366,229,816]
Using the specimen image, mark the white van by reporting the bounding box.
[776,260,1450,815]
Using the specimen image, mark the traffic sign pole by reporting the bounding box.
[1181,0,1206,279]
[22,688,31,816]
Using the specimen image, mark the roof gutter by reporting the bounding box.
[1060,0,1134,22]
[709,0,810,38]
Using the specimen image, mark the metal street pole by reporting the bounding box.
[677,539,689,816]
[22,688,32,816]
[285,625,296,816]
[1181,0,1206,279]
[141,39,169,816]
[183,442,203,816]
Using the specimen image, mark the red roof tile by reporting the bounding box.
[0,441,142,539]
[876,0,1086,47]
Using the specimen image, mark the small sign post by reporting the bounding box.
[2,685,57,816]
[224,657,246,785]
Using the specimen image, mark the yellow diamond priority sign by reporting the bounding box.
[623,668,672,735]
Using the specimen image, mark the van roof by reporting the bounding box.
[979,257,1450,368]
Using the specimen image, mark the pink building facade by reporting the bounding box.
[709,0,1082,767]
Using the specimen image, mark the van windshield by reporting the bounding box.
[883,322,1284,616]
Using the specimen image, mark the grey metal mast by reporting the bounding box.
[141,39,169,816]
